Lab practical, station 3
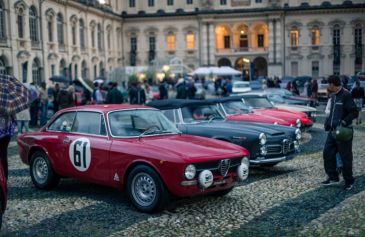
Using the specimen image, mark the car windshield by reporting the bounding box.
[222,101,250,115]
[181,105,224,123]
[244,97,274,108]
[108,109,179,137]
[234,83,250,88]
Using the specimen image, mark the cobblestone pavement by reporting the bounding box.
[2,109,365,237]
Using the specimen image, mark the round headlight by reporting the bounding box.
[198,170,213,189]
[184,164,196,180]
[260,146,267,156]
[274,122,278,125]
[259,133,267,145]
[237,164,249,181]
[241,156,250,167]
[294,140,300,151]
[295,129,302,140]
[296,119,302,128]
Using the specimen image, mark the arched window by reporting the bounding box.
[81,60,88,79]
[97,23,102,50]
[80,19,85,49]
[107,28,111,50]
[17,8,24,38]
[186,32,195,50]
[57,13,64,45]
[99,61,104,77]
[47,16,53,42]
[311,26,320,48]
[32,58,41,85]
[71,23,76,45]
[60,59,67,77]
[167,32,175,51]
[29,6,38,42]
[290,27,299,49]
[0,1,6,39]
[0,57,7,75]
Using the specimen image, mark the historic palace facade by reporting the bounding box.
[0,0,364,84]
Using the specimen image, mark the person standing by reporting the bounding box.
[351,80,364,124]
[105,82,124,104]
[53,83,60,113]
[93,82,104,104]
[187,80,197,99]
[29,82,39,127]
[16,108,30,134]
[176,79,187,99]
[0,111,16,180]
[38,82,48,126]
[57,86,74,110]
[159,80,168,100]
[129,82,146,104]
[322,75,358,191]
[311,79,318,107]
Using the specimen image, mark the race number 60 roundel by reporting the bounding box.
[68,138,91,172]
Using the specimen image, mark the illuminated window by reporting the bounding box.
[186,33,194,50]
[167,33,175,51]
[290,30,299,48]
[311,28,320,47]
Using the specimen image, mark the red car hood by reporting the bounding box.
[138,134,247,162]
[226,113,291,126]
[253,108,312,125]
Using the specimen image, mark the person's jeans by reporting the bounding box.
[17,121,29,134]
[40,102,48,126]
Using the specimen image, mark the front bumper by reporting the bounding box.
[250,155,295,165]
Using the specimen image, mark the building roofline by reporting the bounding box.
[121,3,365,19]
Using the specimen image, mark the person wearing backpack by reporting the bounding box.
[322,75,358,191]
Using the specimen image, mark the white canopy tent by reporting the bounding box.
[192,66,241,76]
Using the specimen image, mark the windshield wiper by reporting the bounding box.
[207,115,218,123]
[138,126,161,138]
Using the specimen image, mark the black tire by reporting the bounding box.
[127,165,170,213]
[30,151,60,190]
[211,187,234,197]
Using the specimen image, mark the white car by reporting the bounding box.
[232,81,252,94]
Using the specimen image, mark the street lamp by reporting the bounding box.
[162,65,170,73]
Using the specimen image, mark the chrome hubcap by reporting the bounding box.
[33,157,48,184]
[131,172,156,207]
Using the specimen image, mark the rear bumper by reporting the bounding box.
[250,155,295,165]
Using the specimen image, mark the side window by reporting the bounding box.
[72,112,106,135]
[48,112,76,132]
[161,109,175,123]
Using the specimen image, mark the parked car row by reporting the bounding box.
[15,93,314,215]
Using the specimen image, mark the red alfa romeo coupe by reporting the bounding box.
[17,105,249,212]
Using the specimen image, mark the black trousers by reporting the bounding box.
[323,132,354,184]
[0,136,10,180]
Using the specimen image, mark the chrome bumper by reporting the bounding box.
[250,155,294,165]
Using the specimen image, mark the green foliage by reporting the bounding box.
[128,74,139,85]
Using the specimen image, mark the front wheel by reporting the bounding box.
[127,165,169,213]
[30,151,60,190]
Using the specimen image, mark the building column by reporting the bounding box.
[200,22,208,66]
[208,23,216,66]
[268,18,283,78]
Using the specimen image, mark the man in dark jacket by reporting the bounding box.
[322,75,358,190]
[129,82,146,105]
[105,82,123,104]
[159,81,169,100]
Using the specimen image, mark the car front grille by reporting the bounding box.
[195,157,242,176]
[266,138,295,156]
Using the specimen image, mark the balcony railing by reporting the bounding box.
[216,47,268,54]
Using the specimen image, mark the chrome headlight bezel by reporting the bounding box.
[241,156,250,166]
[184,164,196,180]
[296,119,302,128]
[295,128,302,140]
[259,133,267,145]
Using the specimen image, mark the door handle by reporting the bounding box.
[63,137,70,144]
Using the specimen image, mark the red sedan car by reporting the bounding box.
[240,95,313,130]
[208,97,294,127]
[17,105,249,212]
[0,162,7,230]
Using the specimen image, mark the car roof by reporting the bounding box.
[147,99,216,110]
[60,104,151,113]
[236,91,267,97]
